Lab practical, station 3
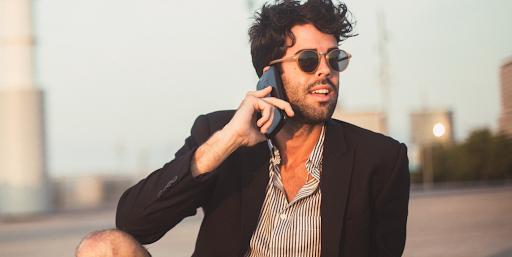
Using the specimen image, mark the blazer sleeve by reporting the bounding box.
[372,143,410,256]
[115,113,227,244]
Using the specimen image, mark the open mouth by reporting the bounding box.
[311,89,329,96]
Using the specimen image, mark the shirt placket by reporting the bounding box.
[268,150,293,256]
[269,187,296,256]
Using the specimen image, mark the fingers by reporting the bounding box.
[257,106,275,133]
[228,87,294,145]
[247,86,295,117]
[256,104,271,127]
[260,97,294,117]
[246,86,272,98]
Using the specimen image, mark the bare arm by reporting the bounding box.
[190,86,294,177]
[116,87,293,244]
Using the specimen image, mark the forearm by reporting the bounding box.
[191,126,244,177]
[190,88,295,178]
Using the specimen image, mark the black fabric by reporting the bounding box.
[116,110,410,257]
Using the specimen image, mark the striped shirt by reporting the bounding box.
[245,126,325,257]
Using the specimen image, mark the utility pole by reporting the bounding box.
[246,0,255,13]
[376,7,390,133]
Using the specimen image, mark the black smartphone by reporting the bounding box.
[256,65,288,138]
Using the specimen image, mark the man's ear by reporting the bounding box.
[262,66,270,74]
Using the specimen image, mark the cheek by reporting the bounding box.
[281,61,298,73]
[281,76,303,101]
[331,73,340,86]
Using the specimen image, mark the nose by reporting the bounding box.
[316,52,331,77]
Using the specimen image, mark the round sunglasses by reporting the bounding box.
[269,49,351,73]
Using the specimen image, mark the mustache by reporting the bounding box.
[306,78,338,94]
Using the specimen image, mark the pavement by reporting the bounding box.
[404,185,512,257]
[1,184,512,257]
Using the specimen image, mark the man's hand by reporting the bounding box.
[191,86,294,177]
[224,86,294,147]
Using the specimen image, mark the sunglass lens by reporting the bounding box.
[297,51,319,73]
[328,50,349,72]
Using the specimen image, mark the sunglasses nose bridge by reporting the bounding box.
[318,52,328,62]
[316,52,332,73]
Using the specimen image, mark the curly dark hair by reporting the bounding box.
[249,0,356,77]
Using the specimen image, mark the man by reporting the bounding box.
[76,229,151,257]
[116,0,410,256]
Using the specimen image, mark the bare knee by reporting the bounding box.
[76,228,150,257]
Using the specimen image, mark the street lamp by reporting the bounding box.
[433,123,446,138]
[423,123,445,189]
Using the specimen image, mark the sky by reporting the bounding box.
[4,0,510,177]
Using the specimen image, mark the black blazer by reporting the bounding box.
[116,110,410,257]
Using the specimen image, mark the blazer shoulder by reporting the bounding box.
[204,110,237,122]
[174,110,236,157]
[191,110,236,138]
[329,118,405,156]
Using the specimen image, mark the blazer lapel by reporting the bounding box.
[238,142,271,256]
[321,119,355,257]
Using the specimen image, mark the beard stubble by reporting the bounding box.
[282,76,339,125]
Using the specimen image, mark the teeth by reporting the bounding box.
[312,89,329,94]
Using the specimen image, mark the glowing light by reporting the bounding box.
[433,123,446,137]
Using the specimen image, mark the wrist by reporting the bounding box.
[221,123,246,149]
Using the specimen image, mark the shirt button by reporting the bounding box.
[280,214,287,220]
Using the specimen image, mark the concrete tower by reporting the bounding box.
[0,0,50,218]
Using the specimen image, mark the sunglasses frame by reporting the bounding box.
[269,49,351,74]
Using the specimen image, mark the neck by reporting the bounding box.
[273,119,323,166]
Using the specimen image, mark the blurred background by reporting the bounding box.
[0,0,511,256]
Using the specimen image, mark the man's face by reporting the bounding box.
[280,24,340,124]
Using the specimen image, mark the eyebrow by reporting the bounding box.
[293,47,340,55]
